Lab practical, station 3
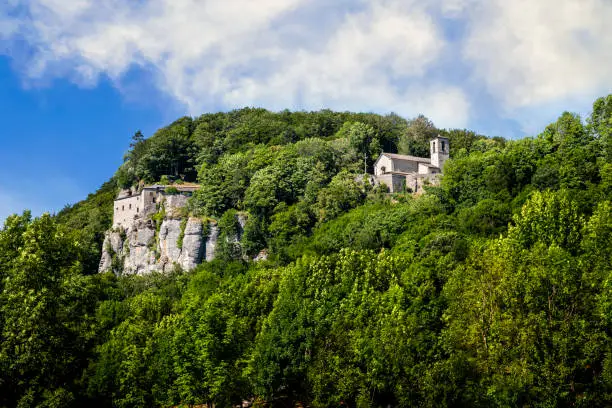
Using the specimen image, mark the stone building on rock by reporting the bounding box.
[373,136,449,193]
[113,184,199,230]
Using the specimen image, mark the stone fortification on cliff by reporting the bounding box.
[99,184,219,275]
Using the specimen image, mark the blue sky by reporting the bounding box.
[0,0,610,222]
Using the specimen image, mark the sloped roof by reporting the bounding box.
[143,183,200,191]
[379,152,431,164]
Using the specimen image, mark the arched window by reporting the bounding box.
[381,166,386,174]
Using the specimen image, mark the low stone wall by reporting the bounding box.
[375,173,407,193]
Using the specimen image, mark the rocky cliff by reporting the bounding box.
[99,195,218,275]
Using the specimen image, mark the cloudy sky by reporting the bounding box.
[0,0,611,221]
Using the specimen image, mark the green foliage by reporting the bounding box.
[339,121,379,173]
[456,198,511,236]
[0,96,611,407]
[398,114,438,157]
[176,218,188,249]
[314,171,366,222]
[0,214,115,407]
[509,190,583,251]
[55,178,117,273]
[215,209,243,261]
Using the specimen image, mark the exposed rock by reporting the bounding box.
[99,195,217,275]
[164,195,189,216]
[99,194,267,275]
[253,249,268,262]
[159,219,183,267]
[178,218,205,270]
[98,230,125,273]
[205,223,219,261]
[237,213,248,230]
[123,218,158,275]
[98,234,113,273]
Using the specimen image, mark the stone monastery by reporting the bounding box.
[101,182,213,275]
[374,136,449,193]
[113,184,199,230]
[102,137,449,275]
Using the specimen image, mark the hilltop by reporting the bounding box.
[0,96,611,407]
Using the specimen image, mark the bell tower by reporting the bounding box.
[430,136,449,171]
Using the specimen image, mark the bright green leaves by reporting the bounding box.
[509,190,583,250]
[338,121,379,174]
[314,171,366,223]
[397,114,438,157]
[0,214,103,408]
[250,249,448,407]
[443,195,612,407]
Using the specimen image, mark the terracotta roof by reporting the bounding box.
[380,152,431,163]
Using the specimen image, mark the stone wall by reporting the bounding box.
[113,194,144,230]
[376,173,407,193]
[405,173,441,193]
[374,155,393,176]
[392,159,418,174]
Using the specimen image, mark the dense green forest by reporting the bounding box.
[1,95,611,407]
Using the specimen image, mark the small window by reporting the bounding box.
[129,204,132,210]
[433,141,436,153]
[381,166,386,173]
[136,207,139,213]
[441,141,446,152]
[122,205,124,211]
[115,207,118,211]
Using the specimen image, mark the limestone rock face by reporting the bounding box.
[99,200,217,275]
[124,219,158,275]
[178,218,205,270]
[205,223,219,262]
[159,219,183,266]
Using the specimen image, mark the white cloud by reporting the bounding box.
[0,0,469,128]
[461,0,612,110]
[1,0,610,133]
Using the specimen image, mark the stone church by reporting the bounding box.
[374,136,449,193]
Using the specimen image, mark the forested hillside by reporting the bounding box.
[1,95,611,407]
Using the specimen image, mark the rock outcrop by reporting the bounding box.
[99,195,216,275]
[99,193,267,275]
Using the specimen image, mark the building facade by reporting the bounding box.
[113,184,199,230]
[373,136,449,193]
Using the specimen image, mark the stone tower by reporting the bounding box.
[430,136,449,170]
